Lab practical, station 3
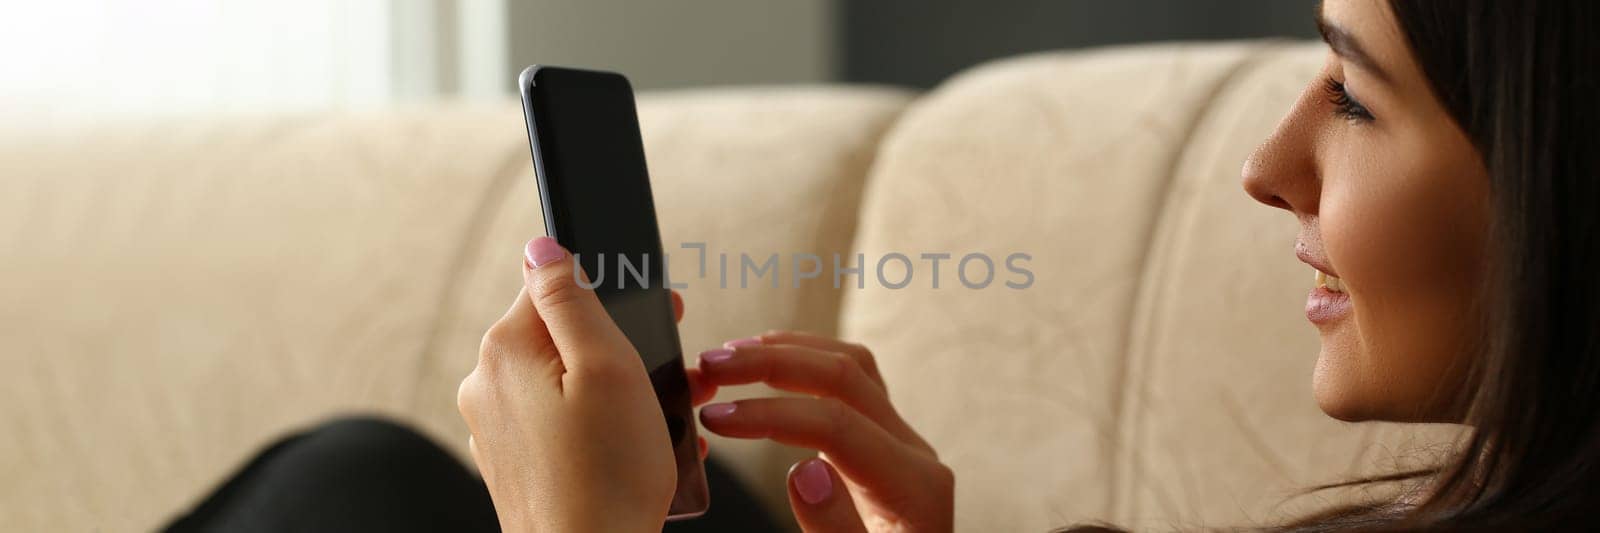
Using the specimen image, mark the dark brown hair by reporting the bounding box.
[1068,1,1600,530]
[1360,0,1600,529]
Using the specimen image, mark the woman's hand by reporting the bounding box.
[697,332,953,532]
[457,237,712,533]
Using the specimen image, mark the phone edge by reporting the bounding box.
[515,65,711,522]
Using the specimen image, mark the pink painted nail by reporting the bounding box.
[524,237,565,268]
[724,337,761,348]
[792,459,833,505]
[700,403,736,419]
[700,348,734,364]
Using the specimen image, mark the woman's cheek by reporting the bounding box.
[1319,149,1487,421]
[1312,174,1394,420]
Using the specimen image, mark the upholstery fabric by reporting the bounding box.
[3,107,523,533]
[844,42,1457,532]
[0,88,910,532]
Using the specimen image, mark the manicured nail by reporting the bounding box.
[724,337,761,348]
[792,459,833,505]
[700,348,734,364]
[701,403,736,419]
[524,237,565,268]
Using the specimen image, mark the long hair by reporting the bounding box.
[1067,1,1600,530]
[1283,1,1600,530]
[1369,0,1600,529]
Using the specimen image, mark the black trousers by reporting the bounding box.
[165,417,782,532]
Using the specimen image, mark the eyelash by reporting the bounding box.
[1322,77,1374,123]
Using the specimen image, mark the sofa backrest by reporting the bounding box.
[0,41,1468,533]
[843,41,1458,531]
[0,88,911,532]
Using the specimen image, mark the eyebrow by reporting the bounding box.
[1314,9,1393,84]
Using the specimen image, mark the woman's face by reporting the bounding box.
[1242,0,1490,422]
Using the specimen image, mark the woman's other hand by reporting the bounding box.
[697,332,953,532]
[458,237,709,532]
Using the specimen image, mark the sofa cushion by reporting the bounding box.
[1,107,524,532]
[0,87,909,532]
[841,42,1457,532]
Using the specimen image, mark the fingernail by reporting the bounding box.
[792,459,833,505]
[524,237,565,268]
[700,403,736,419]
[699,348,734,364]
[724,336,761,348]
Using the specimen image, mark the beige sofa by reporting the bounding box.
[1,42,1455,532]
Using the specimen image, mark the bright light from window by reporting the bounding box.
[0,1,400,118]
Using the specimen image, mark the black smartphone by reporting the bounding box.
[516,65,709,520]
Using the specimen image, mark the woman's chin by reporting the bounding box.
[1312,327,1469,423]
[1314,388,1375,422]
[1311,343,1379,422]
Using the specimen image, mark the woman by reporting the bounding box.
[461,0,1600,530]
[174,0,1600,530]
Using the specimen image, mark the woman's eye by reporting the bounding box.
[1322,77,1375,123]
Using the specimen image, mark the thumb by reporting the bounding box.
[787,458,867,533]
[521,237,630,367]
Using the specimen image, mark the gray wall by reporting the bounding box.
[843,0,1320,88]
[500,0,1322,91]
[506,0,834,90]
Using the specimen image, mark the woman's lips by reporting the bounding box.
[1305,286,1352,325]
[1299,272,1350,326]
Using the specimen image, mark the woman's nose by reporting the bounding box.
[1242,144,1295,211]
[1240,101,1320,216]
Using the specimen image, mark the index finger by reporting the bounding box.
[758,331,886,389]
[686,366,718,406]
[700,397,938,504]
[697,344,922,448]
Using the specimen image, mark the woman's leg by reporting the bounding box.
[166,416,783,532]
[165,417,500,533]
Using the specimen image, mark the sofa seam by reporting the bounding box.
[406,139,530,413]
[829,97,920,337]
[1104,44,1281,525]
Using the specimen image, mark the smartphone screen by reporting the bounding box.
[518,65,709,520]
